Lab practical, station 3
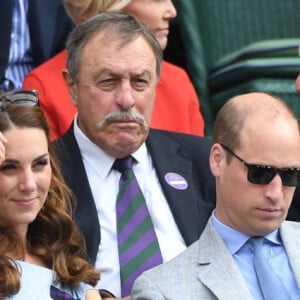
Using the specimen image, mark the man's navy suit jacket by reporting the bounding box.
[53,126,216,263]
[0,0,74,80]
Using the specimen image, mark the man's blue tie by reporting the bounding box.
[113,156,163,296]
[250,237,291,300]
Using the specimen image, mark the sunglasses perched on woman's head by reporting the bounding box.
[220,143,300,187]
[0,89,39,111]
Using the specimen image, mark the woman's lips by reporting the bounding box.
[12,197,37,207]
[156,28,169,35]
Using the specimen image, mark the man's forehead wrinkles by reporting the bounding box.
[95,68,152,78]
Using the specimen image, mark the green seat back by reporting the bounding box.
[174,0,300,134]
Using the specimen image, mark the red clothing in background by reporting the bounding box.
[23,50,204,140]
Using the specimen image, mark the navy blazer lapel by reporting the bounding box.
[54,125,100,263]
[55,127,215,262]
[146,130,202,246]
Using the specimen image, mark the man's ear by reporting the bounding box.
[62,69,78,106]
[209,143,225,177]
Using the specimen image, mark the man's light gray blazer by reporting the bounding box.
[131,218,300,299]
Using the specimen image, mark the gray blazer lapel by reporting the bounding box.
[197,220,253,300]
[280,221,300,287]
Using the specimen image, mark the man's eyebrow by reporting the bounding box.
[93,69,152,78]
[130,70,152,78]
[93,69,117,77]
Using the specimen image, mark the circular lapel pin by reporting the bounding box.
[164,172,188,190]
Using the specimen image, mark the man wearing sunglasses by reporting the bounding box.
[132,92,300,299]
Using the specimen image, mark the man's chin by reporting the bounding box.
[109,135,146,158]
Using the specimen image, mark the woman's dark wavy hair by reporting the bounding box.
[0,103,99,298]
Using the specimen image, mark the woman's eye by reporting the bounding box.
[33,159,49,169]
[0,164,16,172]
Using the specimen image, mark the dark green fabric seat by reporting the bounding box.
[211,39,300,74]
[209,39,300,118]
[173,0,300,135]
[212,78,300,118]
[210,56,300,91]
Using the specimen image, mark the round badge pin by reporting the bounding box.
[164,172,188,190]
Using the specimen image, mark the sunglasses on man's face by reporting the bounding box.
[0,89,39,111]
[220,143,300,187]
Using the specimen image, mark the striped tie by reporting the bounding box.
[113,156,163,296]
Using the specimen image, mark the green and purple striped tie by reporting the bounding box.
[113,156,162,296]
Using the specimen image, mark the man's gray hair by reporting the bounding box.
[65,12,163,82]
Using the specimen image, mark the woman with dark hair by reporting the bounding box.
[0,90,101,299]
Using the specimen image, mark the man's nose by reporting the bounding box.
[264,173,284,202]
[164,0,177,19]
[116,82,135,110]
